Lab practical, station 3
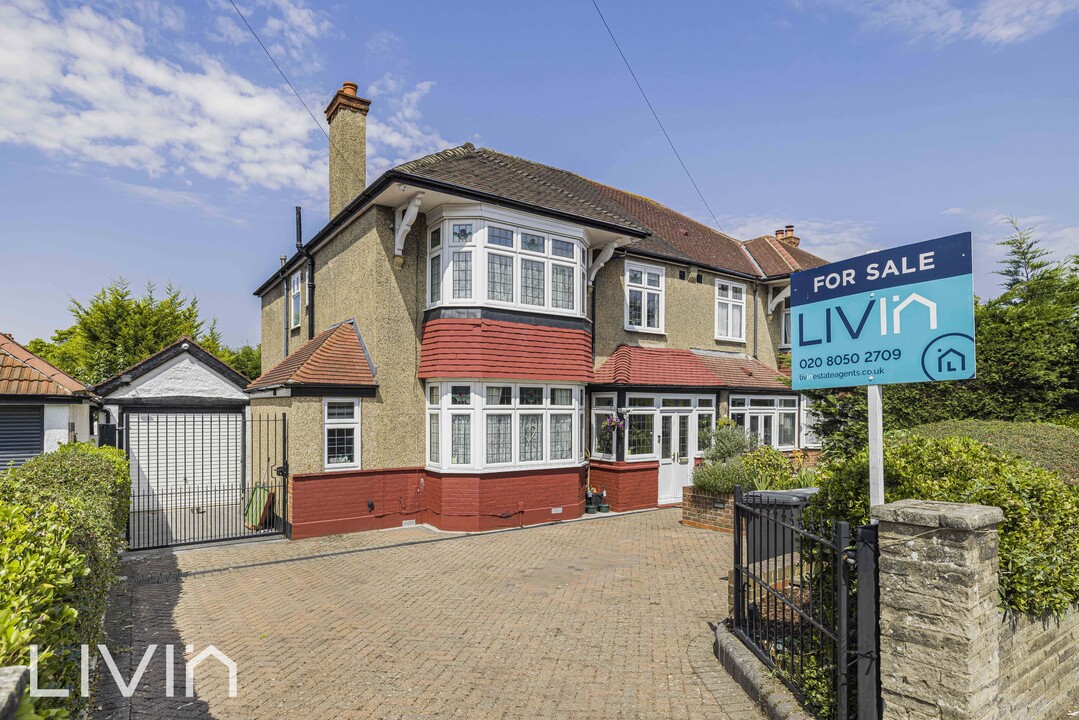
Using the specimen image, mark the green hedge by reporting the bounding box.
[808,432,1079,616]
[910,419,1079,482]
[0,443,129,714]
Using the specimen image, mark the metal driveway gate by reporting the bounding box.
[124,411,288,550]
[730,486,881,719]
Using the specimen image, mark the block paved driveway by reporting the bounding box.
[96,509,763,720]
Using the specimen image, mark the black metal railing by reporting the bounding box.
[125,412,288,550]
[731,486,880,720]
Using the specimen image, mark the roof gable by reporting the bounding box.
[0,333,89,397]
[248,320,377,391]
[92,336,250,397]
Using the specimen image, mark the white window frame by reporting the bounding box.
[617,393,716,462]
[323,398,360,471]
[289,271,303,330]
[624,261,665,334]
[423,211,586,319]
[591,394,617,461]
[425,381,585,472]
[800,395,821,449]
[428,227,443,305]
[715,279,747,342]
[728,394,800,450]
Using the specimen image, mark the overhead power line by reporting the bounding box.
[227,0,365,202]
[590,0,726,235]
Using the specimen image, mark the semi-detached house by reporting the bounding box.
[248,81,827,539]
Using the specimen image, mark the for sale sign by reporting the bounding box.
[790,232,975,390]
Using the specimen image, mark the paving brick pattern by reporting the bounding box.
[95,509,763,719]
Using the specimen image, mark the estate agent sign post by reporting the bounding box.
[790,232,976,505]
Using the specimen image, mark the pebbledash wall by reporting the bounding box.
[286,465,587,538]
[872,499,1079,720]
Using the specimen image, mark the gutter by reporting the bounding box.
[296,206,315,340]
[252,170,652,297]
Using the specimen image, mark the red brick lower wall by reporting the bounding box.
[426,466,587,532]
[681,487,734,533]
[589,460,658,512]
[288,467,426,540]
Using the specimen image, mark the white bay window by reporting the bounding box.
[426,381,585,472]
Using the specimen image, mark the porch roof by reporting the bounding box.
[593,345,790,391]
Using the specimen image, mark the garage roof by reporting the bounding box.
[0,333,90,398]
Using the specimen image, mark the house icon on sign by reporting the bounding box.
[937,347,966,373]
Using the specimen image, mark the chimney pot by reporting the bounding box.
[785,225,795,237]
[341,81,358,97]
[776,229,784,240]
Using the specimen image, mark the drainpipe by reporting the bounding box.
[752,284,759,359]
[280,255,289,357]
[297,206,315,340]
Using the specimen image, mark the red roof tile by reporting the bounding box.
[743,236,828,278]
[0,333,89,397]
[248,320,376,390]
[595,345,790,391]
[418,319,593,383]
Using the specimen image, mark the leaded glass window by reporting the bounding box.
[486,414,512,464]
[451,415,471,464]
[627,414,654,456]
[429,255,441,303]
[521,259,545,306]
[521,233,544,253]
[452,252,472,299]
[552,265,574,310]
[549,414,572,460]
[488,226,513,247]
[551,239,574,258]
[485,386,512,406]
[520,414,543,461]
[520,387,543,405]
[487,253,513,302]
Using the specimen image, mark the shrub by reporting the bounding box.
[742,446,796,490]
[910,419,1078,482]
[700,423,755,465]
[808,432,1079,616]
[692,457,749,494]
[0,443,130,713]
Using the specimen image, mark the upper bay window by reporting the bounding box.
[427,216,585,318]
[426,381,584,472]
[625,262,664,333]
[715,279,746,341]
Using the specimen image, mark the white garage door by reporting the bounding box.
[127,411,243,512]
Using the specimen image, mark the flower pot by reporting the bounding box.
[586,505,598,514]
[598,503,610,513]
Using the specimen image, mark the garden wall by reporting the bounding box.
[589,460,657,511]
[873,499,1079,720]
[680,486,733,533]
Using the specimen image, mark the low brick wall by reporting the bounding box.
[426,466,586,532]
[998,608,1079,719]
[680,486,734,533]
[589,460,658,511]
[289,467,426,539]
[873,499,1079,720]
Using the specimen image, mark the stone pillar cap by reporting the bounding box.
[871,498,1003,530]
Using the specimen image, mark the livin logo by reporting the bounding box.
[29,644,237,699]
[798,292,938,346]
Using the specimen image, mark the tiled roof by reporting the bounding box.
[743,236,828,278]
[586,183,761,277]
[248,320,376,391]
[0,333,89,397]
[594,345,790,391]
[394,144,822,279]
[417,318,593,383]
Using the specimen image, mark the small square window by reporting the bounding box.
[451,386,471,405]
[430,228,441,249]
[520,387,544,405]
[628,269,643,285]
[646,272,661,288]
[551,388,572,406]
[521,233,545,253]
[551,239,574,258]
[485,386,512,406]
[452,224,473,243]
[489,226,513,248]
[628,396,654,408]
[428,384,439,406]
[326,401,354,419]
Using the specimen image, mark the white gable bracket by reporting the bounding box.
[768,284,790,314]
[588,237,633,284]
[393,193,425,268]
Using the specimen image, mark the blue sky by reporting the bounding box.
[1,0,1077,346]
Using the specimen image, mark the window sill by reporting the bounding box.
[323,464,360,472]
[624,326,665,336]
[426,460,587,474]
[714,336,746,343]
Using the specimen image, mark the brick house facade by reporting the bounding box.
[248,82,827,537]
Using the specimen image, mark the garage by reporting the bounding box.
[0,405,44,467]
[92,336,272,549]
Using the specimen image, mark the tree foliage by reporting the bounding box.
[809,222,1079,455]
[28,279,262,384]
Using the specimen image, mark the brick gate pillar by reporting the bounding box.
[871,499,1004,720]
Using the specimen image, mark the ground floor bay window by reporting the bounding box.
[426,381,585,472]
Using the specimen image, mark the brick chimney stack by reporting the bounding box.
[775,224,800,247]
[324,81,371,219]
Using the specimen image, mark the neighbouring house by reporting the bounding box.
[0,332,95,467]
[92,336,251,530]
[248,81,827,538]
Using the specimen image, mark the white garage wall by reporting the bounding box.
[43,404,71,452]
[106,353,248,404]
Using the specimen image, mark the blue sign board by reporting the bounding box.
[790,232,975,390]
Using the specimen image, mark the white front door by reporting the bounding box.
[658,411,692,504]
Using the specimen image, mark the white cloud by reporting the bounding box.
[942,206,966,215]
[722,214,878,261]
[0,1,450,210]
[827,0,1079,44]
[109,180,243,223]
[367,30,401,57]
